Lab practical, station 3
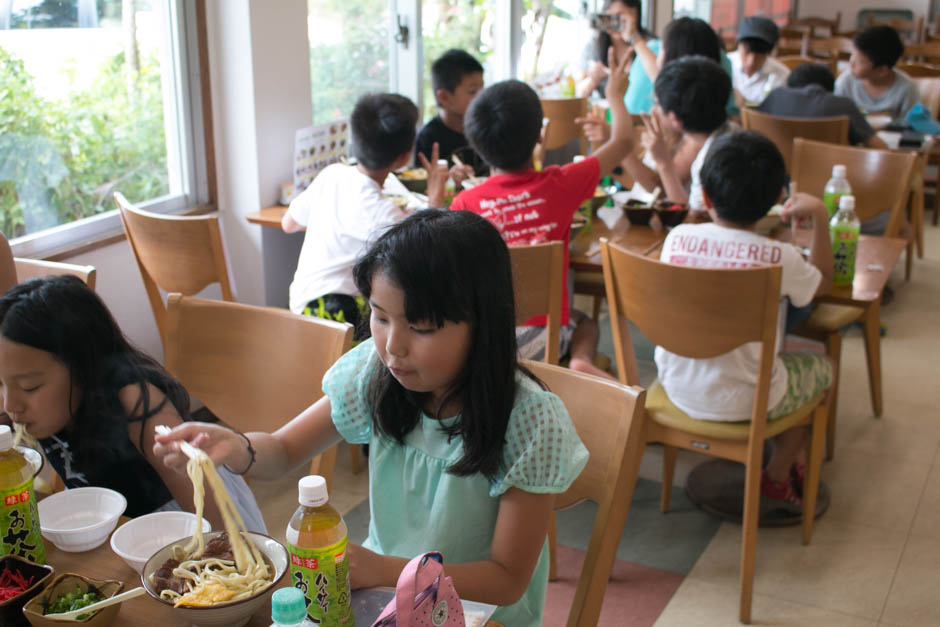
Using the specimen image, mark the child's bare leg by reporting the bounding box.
[567,311,616,381]
[765,427,807,482]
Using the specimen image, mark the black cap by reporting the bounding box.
[736,16,780,47]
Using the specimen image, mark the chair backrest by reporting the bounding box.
[509,242,563,364]
[776,55,831,73]
[115,192,236,344]
[787,13,841,38]
[902,42,940,64]
[524,360,646,627]
[777,28,809,56]
[600,240,781,417]
[808,36,853,62]
[897,62,940,77]
[741,109,849,173]
[164,294,352,434]
[868,14,924,44]
[14,258,97,291]
[791,138,918,236]
[913,76,940,119]
[541,98,588,152]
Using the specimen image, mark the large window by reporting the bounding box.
[308,0,390,125]
[0,0,206,256]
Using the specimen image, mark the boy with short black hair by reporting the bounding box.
[656,130,833,506]
[415,49,486,180]
[283,93,446,333]
[836,25,919,121]
[451,51,636,380]
[728,16,789,105]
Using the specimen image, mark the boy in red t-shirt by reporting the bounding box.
[450,51,635,379]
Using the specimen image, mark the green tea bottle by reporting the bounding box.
[830,195,860,286]
[286,475,352,626]
[0,425,45,563]
[823,164,852,219]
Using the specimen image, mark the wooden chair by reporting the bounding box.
[600,241,830,624]
[14,258,97,291]
[776,55,836,75]
[788,13,841,38]
[790,139,917,458]
[509,242,563,365]
[541,98,588,155]
[777,28,809,57]
[902,42,940,64]
[868,14,924,45]
[524,360,645,627]
[807,36,853,67]
[741,109,849,173]
[115,192,236,347]
[163,294,353,490]
[897,62,940,77]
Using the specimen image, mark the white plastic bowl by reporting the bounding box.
[110,511,211,573]
[38,486,126,552]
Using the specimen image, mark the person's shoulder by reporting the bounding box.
[511,373,569,424]
[417,115,445,138]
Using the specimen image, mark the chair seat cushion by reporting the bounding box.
[645,379,823,440]
[801,303,864,333]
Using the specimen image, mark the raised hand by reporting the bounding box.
[417,142,449,207]
[640,110,670,165]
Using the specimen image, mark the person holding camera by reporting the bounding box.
[579,0,657,112]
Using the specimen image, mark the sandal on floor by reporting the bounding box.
[761,470,802,507]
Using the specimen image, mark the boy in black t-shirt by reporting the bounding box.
[415,49,486,182]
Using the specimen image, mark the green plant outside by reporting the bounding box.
[0,45,168,239]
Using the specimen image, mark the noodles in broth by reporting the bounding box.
[152,425,271,607]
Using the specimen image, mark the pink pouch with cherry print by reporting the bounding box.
[372,552,465,627]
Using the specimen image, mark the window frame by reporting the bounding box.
[9,0,210,258]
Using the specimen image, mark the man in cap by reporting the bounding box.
[728,16,790,105]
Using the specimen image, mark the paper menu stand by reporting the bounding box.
[290,118,350,201]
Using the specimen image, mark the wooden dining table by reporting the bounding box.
[41,518,502,626]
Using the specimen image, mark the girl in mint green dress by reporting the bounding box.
[155,209,589,627]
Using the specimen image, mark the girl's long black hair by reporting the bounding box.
[594,0,651,68]
[353,210,535,482]
[0,275,190,472]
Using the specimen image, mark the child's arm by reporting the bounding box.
[281,212,304,234]
[153,394,343,481]
[780,192,834,295]
[590,48,637,176]
[348,487,555,606]
[640,112,688,204]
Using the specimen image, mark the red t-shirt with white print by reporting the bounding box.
[450,156,601,325]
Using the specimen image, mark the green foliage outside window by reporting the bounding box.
[0,46,168,238]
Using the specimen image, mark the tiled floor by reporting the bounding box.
[255,222,940,626]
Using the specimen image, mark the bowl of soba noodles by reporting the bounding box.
[140,529,288,627]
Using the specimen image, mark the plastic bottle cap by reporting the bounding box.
[573,155,586,163]
[0,425,11,450]
[271,586,307,625]
[298,475,329,507]
[839,195,855,210]
[832,164,846,178]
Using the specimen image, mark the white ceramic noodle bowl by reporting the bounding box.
[141,530,289,627]
[110,511,212,574]
[37,486,127,552]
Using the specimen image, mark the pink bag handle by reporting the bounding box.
[391,552,445,626]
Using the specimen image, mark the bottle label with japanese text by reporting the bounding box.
[0,476,45,563]
[288,535,352,625]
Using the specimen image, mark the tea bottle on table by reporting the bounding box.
[830,195,860,286]
[270,586,317,627]
[823,164,852,219]
[0,425,45,564]
[286,475,353,626]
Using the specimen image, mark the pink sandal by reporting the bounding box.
[761,470,802,507]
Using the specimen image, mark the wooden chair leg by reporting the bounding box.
[905,239,913,281]
[591,295,602,321]
[548,512,558,581]
[824,331,842,461]
[308,444,339,492]
[350,443,362,474]
[862,301,883,417]
[913,173,925,258]
[738,455,762,624]
[660,444,677,513]
[802,406,828,545]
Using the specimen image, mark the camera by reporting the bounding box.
[589,13,622,31]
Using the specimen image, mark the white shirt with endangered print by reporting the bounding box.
[654,223,822,421]
[287,164,407,314]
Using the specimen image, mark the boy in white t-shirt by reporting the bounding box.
[656,131,834,507]
[282,94,446,336]
[728,16,790,106]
